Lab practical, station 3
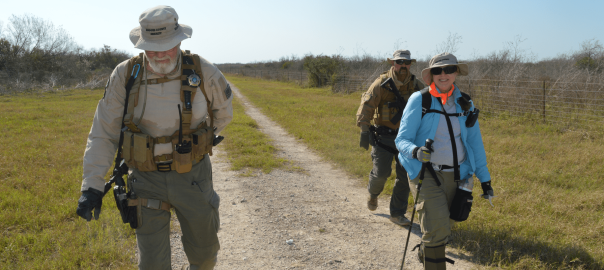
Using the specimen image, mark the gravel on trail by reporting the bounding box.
[166,82,477,269]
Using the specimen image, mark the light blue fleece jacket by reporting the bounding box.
[395,85,491,182]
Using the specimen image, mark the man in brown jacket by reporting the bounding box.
[356,50,425,226]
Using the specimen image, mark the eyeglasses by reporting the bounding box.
[395,59,413,65]
[430,66,458,75]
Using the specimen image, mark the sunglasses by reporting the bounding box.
[395,59,413,65]
[430,66,458,75]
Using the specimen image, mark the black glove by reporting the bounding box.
[76,188,103,221]
[360,131,370,150]
[480,181,494,197]
[413,146,432,163]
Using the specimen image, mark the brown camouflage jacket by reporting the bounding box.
[356,67,425,130]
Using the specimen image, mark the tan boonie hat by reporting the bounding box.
[421,52,469,85]
[387,50,416,64]
[129,5,192,51]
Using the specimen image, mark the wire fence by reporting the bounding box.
[222,68,604,129]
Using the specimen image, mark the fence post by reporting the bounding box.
[542,80,546,123]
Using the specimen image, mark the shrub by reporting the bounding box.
[302,54,345,87]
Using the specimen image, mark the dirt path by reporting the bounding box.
[169,82,477,269]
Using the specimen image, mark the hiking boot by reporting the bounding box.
[389,215,411,226]
[367,195,378,211]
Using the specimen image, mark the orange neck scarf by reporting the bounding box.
[429,83,454,105]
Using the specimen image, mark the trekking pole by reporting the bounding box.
[400,139,434,270]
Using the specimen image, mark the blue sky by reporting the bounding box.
[1,0,602,64]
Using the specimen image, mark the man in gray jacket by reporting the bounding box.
[76,6,233,270]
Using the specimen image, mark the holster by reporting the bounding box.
[113,186,138,229]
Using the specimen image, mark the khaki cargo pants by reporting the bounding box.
[408,169,457,247]
[128,155,220,270]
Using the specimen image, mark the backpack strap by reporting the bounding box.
[421,86,473,119]
[420,88,436,118]
[460,91,471,102]
[180,51,199,133]
[183,50,214,130]
[112,56,142,180]
[123,53,144,132]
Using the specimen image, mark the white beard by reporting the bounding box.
[146,50,180,74]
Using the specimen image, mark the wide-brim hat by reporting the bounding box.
[387,49,417,64]
[129,5,192,51]
[421,52,469,85]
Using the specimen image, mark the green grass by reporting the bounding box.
[0,87,287,269]
[0,89,136,269]
[225,75,374,178]
[226,75,604,270]
[219,94,287,175]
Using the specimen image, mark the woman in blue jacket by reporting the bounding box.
[395,53,494,269]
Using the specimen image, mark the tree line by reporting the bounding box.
[218,35,604,89]
[0,14,131,93]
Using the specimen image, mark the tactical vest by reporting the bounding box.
[373,72,418,129]
[121,50,215,173]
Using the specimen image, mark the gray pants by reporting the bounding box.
[367,134,410,217]
[409,170,457,247]
[129,155,220,270]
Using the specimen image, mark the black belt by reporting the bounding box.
[374,125,398,136]
[434,164,458,171]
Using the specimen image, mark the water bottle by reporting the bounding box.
[458,176,474,192]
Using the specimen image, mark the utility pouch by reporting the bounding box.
[465,109,480,127]
[377,105,390,122]
[449,189,473,221]
[192,127,214,161]
[173,134,193,173]
[173,152,192,173]
[133,133,155,171]
[122,131,134,165]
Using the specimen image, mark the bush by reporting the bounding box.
[302,54,345,87]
